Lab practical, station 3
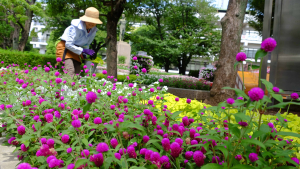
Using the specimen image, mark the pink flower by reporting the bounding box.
[142,68,147,73]
[193,151,205,167]
[227,98,235,105]
[114,153,121,160]
[94,117,102,124]
[86,91,97,104]
[127,146,137,158]
[175,97,179,102]
[182,116,189,126]
[159,79,163,83]
[54,71,60,77]
[143,135,150,143]
[133,56,137,60]
[249,153,259,162]
[185,151,193,160]
[150,152,160,163]
[110,138,118,148]
[55,78,62,84]
[186,99,191,104]
[161,138,170,151]
[21,144,28,152]
[45,67,50,72]
[96,143,109,153]
[102,70,107,74]
[268,122,274,128]
[248,87,264,101]
[17,163,32,169]
[67,148,72,153]
[150,88,154,92]
[291,93,299,99]
[56,58,62,62]
[261,38,277,52]
[133,65,138,69]
[236,52,247,62]
[62,135,70,143]
[170,142,182,158]
[291,157,300,165]
[235,155,242,161]
[71,120,81,128]
[81,149,90,157]
[272,87,279,93]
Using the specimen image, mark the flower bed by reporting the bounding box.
[0,60,300,169]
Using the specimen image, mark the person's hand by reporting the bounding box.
[82,49,95,56]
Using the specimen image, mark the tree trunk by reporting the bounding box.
[10,21,20,50]
[206,0,248,105]
[106,0,126,79]
[19,0,35,51]
[164,58,170,72]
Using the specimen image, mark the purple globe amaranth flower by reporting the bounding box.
[90,153,104,167]
[237,96,244,100]
[161,138,171,151]
[193,151,206,167]
[261,37,277,52]
[133,56,137,60]
[159,79,163,83]
[236,52,247,62]
[56,57,62,62]
[71,120,81,128]
[55,78,62,84]
[127,146,137,158]
[45,113,53,123]
[249,153,259,162]
[272,87,280,93]
[175,97,179,101]
[291,157,300,165]
[248,87,264,101]
[140,148,147,155]
[238,121,248,127]
[212,156,220,163]
[96,142,109,153]
[145,150,153,161]
[175,138,183,146]
[62,135,70,143]
[182,116,189,126]
[119,148,126,155]
[110,138,118,148]
[268,122,274,128]
[94,117,102,124]
[291,93,299,100]
[160,156,170,168]
[150,152,160,163]
[235,155,242,161]
[143,135,150,143]
[114,153,121,160]
[227,98,235,105]
[170,142,182,158]
[86,91,97,104]
[190,128,196,138]
[67,163,75,169]
[186,98,191,104]
[17,125,26,135]
[17,163,32,169]
[81,149,90,157]
[21,144,28,152]
[185,151,193,160]
[141,68,147,73]
[47,139,55,148]
[67,148,72,153]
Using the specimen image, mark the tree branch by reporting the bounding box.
[17,20,25,32]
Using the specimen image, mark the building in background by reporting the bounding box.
[29,19,51,54]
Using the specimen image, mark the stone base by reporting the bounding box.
[117,41,131,66]
[166,87,210,101]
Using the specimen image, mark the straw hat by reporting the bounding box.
[80,7,103,24]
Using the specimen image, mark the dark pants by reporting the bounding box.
[64,58,81,78]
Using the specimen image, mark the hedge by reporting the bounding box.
[96,73,138,82]
[0,49,56,69]
[188,69,199,78]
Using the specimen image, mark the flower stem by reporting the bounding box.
[242,62,245,92]
[258,60,263,88]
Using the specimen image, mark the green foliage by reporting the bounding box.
[188,70,200,78]
[118,56,127,64]
[96,73,138,83]
[160,77,210,90]
[0,49,56,69]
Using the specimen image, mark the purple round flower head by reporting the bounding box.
[150,88,154,92]
[127,146,137,158]
[238,121,248,127]
[115,153,121,160]
[47,155,56,163]
[119,148,126,155]
[55,78,62,84]
[182,116,189,126]
[291,93,299,99]
[62,135,70,143]
[268,122,274,128]
[236,52,247,62]
[157,129,164,136]
[21,144,28,152]
[143,135,150,143]
[94,117,102,124]
[54,71,60,77]
[67,163,75,169]
[47,139,55,148]
[248,87,264,101]
[142,68,147,73]
[159,79,163,83]
[110,105,115,110]
[45,113,53,123]
[133,65,138,69]
[71,120,81,128]
[172,124,179,131]
[160,155,170,166]
[272,87,280,93]
[191,140,198,145]
[249,153,259,162]
[261,37,277,52]
[45,67,50,72]
[110,138,118,148]
[133,56,137,60]
[128,83,134,88]
[86,91,97,104]
[17,163,32,169]
[96,142,109,153]
[190,128,196,138]
[67,147,72,153]
[187,98,191,104]
[147,100,154,105]
[41,138,47,144]
[170,142,182,158]
[17,126,26,135]
[175,138,183,146]
[81,149,90,157]
[227,98,235,105]
[291,157,300,165]
[284,119,288,122]
[140,148,147,155]
[150,152,160,163]
[185,151,193,160]
[175,97,179,102]
[237,96,244,100]
[161,138,170,151]
[212,156,220,163]
[56,57,62,62]
[193,151,205,167]
[145,150,153,161]
[235,155,242,161]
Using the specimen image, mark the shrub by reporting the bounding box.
[188,70,200,78]
[96,73,137,82]
[0,49,56,69]
[130,55,154,74]
[199,67,216,81]
[159,77,210,90]
[118,56,126,64]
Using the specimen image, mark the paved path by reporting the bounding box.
[0,111,19,169]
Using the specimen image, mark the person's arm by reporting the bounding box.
[65,26,83,55]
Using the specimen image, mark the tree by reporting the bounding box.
[248,0,275,36]
[206,0,248,105]
[0,0,45,51]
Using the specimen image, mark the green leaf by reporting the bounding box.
[261,79,273,90]
[195,135,221,142]
[241,139,266,149]
[222,87,249,100]
[83,103,91,114]
[234,61,240,71]
[275,167,295,169]
[271,93,283,103]
[267,102,300,109]
[146,139,160,146]
[276,113,285,124]
[228,124,241,138]
[82,138,89,147]
[75,158,89,168]
[234,113,250,122]
[127,158,138,164]
[215,146,228,158]
[104,157,113,169]
[232,165,256,169]
[277,131,300,138]
[201,163,223,169]
[170,111,182,120]
[255,48,268,62]
[252,131,265,138]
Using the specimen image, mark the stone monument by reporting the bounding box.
[117,14,131,66]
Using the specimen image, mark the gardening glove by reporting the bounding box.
[82,53,87,59]
[82,49,95,56]
[90,53,97,60]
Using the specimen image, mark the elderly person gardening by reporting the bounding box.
[56,7,102,78]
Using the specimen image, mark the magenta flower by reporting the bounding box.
[45,67,50,72]
[102,70,107,74]
[94,117,102,124]
[96,142,109,153]
[272,87,279,93]
[67,163,75,169]
[159,79,163,83]
[150,88,154,92]
[268,122,274,128]
[235,155,242,161]
[67,148,72,153]
[170,142,182,158]
[182,116,189,126]
[238,121,248,127]
[143,135,150,143]
[249,153,259,162]
[54,71,60,77]
[142,68,147,73]
[81,149,90,157]
[17,163,32,169]
[71,120,81,128]
[85,69,89,73]
[55,78,62,84]
[114,153,121,160]
[128,83,134,88]
[56,58,62,62]
[212,156,220,163]
[150,152,160,163]
[110,138,118,148]
[291,93,299,99]
[21,144,28,152]
[236,52,247,62]
[261,38,277,52]
[148,100,154,105]
[175,138,183,146]
[62,135,70,143]
[161,138,170,151]
[17,126,26,135]
[90,153,104,167]
[227,98,235,105]
[24,70,29,74]
[248,87,264,101]
[133,65,138,69]
[175,97,179,101]
[86,91,97,104]
[127,146,137,158]
[133,56,137,60]
[291,157,300,165]
[145,150,153,161]
[47,139,55,148]
[193,151,205,167]
[187,99,191,104]
[119,148,126,155]
[190,128,196,138]
[185,151,193,160]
